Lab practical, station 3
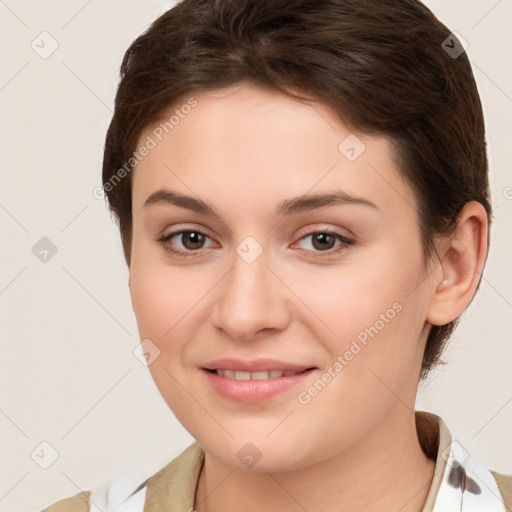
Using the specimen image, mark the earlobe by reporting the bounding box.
[427,201,488,326]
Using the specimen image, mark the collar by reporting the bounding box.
[91,411,507,511]
[417,410,506,511]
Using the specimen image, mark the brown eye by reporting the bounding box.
[180,231,206,250]
[158,229,214,258]
[311,232,337,251]
[294,230,354,259]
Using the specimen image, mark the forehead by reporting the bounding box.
[131,83,417,223]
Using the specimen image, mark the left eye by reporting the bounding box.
[291,231,355,260]
[296,231,352,253]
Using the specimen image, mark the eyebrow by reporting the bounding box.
[143,188,378,217]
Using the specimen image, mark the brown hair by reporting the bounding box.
[102,0,491,379]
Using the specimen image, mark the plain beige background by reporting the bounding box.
[0,1,511,511]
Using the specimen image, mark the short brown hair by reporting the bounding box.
[102,0,491,379]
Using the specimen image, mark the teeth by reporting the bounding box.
[214,369,301,380]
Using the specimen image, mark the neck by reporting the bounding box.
[194,405,436,512]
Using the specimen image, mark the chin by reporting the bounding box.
[196,431,319,473]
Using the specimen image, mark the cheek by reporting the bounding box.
[129,257,218,369]
[129,263,198,411]
[130,236,199,333]
[288,260,400,340]
[130,270,170,338]
[129,258,190,359]
[291,247,427,369]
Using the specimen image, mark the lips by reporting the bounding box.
[201,358,317,403]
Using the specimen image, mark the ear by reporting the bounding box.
[427,201,489,326]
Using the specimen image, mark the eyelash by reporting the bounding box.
[157,229,354,260]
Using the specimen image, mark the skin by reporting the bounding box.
[128,82,488,512]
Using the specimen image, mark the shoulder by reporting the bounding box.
[36,442,204,512]
[39,491,91,512]
[491,470,512,509]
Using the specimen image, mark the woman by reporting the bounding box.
[41,0,511,510]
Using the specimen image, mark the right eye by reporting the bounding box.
[158,229,215,258]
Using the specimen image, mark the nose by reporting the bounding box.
[211,245,291,342]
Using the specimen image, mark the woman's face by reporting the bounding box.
[128,82,438,471]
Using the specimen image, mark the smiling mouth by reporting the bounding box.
[205,368,314,380]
